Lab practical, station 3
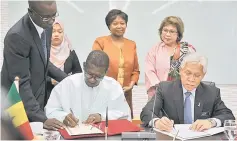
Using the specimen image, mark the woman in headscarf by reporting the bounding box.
[47,20,82,96]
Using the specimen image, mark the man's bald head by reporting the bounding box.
[85,50,110,72]
[28,1,56,12]
[83,50,110,87]
[28,1,56,13]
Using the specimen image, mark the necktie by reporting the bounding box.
[41,30,47,61]
[184,92,192,124]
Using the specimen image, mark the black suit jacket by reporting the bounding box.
[1,14,67,122]
[140,79,235,127]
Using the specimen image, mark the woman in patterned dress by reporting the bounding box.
[145,16,196,101]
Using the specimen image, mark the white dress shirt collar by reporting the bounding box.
[29,14,44,38]
[182,86,196,97]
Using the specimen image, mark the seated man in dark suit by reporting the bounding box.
[140,52,235,132]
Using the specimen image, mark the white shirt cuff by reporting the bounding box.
[149,118,160,127]
[211,118,221,127]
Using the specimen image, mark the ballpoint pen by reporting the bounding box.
[172,130,179,141]
[69,108,79,126]
[161,108,176,130]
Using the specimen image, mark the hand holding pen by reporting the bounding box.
[155,117,174,132]
[63,108,79,127]
[161,108,176,130]
[154,108,175,132]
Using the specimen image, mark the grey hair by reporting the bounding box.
[180,52,208,73]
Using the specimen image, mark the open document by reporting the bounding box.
[65,123,103,136]
[154,124,224,140]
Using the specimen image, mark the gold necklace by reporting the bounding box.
[172,46,177,55]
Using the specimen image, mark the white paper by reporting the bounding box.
[30,122,43,135]
[154,124,224,140]
[43,129,61,140]
[205,126,224,135]
[65,123,103,136]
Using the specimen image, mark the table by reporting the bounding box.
[61,128,228,140]
[155,132,226,140]
[67,133,226,140]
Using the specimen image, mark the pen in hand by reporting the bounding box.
[69,108,79,126]
[161,108,175,130]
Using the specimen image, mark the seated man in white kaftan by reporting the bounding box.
[45,50,131,127]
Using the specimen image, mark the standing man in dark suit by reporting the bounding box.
[140,52,235,132]
[1,1,68,130]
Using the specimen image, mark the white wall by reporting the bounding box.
[5,1,237,84]
[0,1,9,73]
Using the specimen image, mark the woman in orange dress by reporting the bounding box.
[92,9,140,118]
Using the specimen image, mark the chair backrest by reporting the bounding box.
[202,81,215,86]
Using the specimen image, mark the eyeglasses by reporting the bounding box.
[84,68,105,81]
[162,29,177,35]
[29,8,59,22]
[83,62,106,81]
[84,71,104,81]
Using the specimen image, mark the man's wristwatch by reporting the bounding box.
[208,119,217,127]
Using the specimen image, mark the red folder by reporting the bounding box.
[58,119,141,139]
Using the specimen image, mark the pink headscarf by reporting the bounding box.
[50,19,72,71]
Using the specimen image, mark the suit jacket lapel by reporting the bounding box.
[194,84,204,121]
[173,79,184,124]
[27,15,47,66]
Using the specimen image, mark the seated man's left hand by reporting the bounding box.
[83,113,101,124]
[190,119,212,131]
